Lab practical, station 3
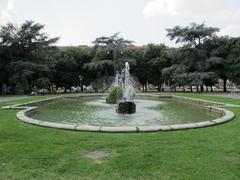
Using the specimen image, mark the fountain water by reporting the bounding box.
[116,62,136,114]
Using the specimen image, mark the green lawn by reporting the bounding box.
[172,93,240,105]
[0,94,240,179]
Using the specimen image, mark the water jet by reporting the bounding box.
[115,62,136,114]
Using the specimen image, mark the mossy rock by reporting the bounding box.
[106,86,123,104]
[116,101,136,114]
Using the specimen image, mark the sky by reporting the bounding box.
[0,0,240,46]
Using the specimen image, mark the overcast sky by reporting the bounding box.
[0,0,240,46]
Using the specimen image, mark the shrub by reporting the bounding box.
[106,86,123,104]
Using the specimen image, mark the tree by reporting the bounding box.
[144,44,170,91]
[86,33,133,90]
[165,23,220,92]
[204,37,231,92]
[134,48,148,91]
[0,44,8,94]
[53,49,79,92]
[92,33,133,72]
[0,20,59,94]
[226,38,240,84]
[166,22,219,48]
[54,47,94,92]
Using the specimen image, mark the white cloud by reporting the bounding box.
[143,0,177,17]
[143,0,240,37]
[0,0,16,24]
[143,0,235,18]
[220,25,240,37]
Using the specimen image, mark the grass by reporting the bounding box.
[0,93,240,179]
[171,93,240,105]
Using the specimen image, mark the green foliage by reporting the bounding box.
[93,32,133,48]
[37,77,50,89]
[164,24,228,91]
[91,79,103,92]
[0,20,59,94]
[226,38,240,84]
[1,20,240,94]
[53,47,94,92]
[166,22,219,47]
[85,33,133,80]
[106,86,123,104]
[145,44,171,91]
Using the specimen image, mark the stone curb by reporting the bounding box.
[137,93,240,107]
[100,126,138,132]
[3,94,236,133]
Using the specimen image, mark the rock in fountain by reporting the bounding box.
[116,100,136,114]
[116,62,136,114]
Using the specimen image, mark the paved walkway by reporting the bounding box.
[0,96,28,102]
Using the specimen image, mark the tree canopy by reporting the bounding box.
[1,21,240,94]
[166,23,219,48]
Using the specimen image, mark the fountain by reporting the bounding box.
[22,79,229,132]
[116,62,136,114]
[17,62,231,133]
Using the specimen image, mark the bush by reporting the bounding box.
[106,86,123,104]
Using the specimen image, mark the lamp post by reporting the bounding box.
[79,75,84,92]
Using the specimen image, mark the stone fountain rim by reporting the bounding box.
[1,94,236,133]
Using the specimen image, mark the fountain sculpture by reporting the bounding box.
[115,62,136,114]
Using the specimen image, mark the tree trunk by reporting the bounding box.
[206,86,208,92]
[197,86,199,92]
[200,85,204,92]
[190,86,193,92]
[211,85,213,92]
[0,84,2,95]
[51,84,54,93]
[223,79,227,92]
[48,84,51,93]
[27,82,32,94]
[81,83,84,92]
[157,84,161,92]
[145,83,148,92]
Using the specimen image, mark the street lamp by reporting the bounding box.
[79,75,84,92]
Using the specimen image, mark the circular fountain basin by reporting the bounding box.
[14,94,235,132]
